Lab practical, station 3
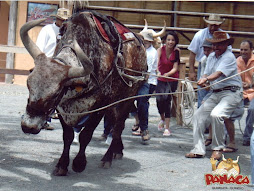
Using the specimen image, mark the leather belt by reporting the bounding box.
[212,86,240,93]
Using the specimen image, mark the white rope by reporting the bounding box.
[180,78,195,127]
[57,65,254,117]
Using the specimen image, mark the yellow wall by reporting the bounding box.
[0,1,10,82]
[14,1,62,85]
[8,1,254,85]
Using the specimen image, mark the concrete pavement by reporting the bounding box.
[0,83,252,191]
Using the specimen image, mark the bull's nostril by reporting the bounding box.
[21,125,41,134]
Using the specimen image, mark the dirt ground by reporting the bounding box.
[0,83,253,191]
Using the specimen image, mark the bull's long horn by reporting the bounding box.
[153,20,167,38]
[139,19,148,34]
[222,154,226,161]
[20,18,45,59]
[233,156,239,164]
[73,39,94,75]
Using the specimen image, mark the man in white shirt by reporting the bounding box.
[36,8,71,57]
[188,14,231,108]
[36,8,71,130]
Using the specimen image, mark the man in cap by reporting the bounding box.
[185,31,242,160]
[131,31,158,144]
[36,8,71,130]
[36,8,71,58]
[188,14,231,108]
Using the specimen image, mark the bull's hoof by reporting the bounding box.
[52,167,68,176]
[72,156,87,173]
[99,161,112,169]
[113,153,123,160]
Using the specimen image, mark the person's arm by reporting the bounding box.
[188,51,197,80]
[198,71,223,86]
[156,47,162,76]
[163,62,178,77]
[163,49,180,77]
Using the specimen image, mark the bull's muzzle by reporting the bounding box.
[21,124,41,134]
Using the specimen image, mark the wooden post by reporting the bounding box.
[171,60,186,126]
[176,60,186,125]
[5,1,17,84]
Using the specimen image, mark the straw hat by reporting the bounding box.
[206,31,234,45]
[203,14,225,25]
[50,8,71,20]
[140,31,154,42]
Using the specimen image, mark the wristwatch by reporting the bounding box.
[205,77,209,84]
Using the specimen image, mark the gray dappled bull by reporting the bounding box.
[20,11,147,176]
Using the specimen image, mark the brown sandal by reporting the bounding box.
[132,124,139,131]
[132,128,141,136]
[185,153,204,158]
[205,139,212,146]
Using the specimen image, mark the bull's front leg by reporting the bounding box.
[53,118,74,176]
[72,112,104,173]
[100,103,130,168]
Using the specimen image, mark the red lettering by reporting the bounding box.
[234,175,243,184]
[205,174,214,185]
[228,176,235,183]
[220,174,228,184]
[213,175,220,184]
[241,176,250,184]
[204,174,250,185]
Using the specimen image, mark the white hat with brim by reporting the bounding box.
[50,8,71,21]
[203,14,225,25]
[140,31,154,42]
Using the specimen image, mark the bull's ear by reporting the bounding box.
[68,67,89,79]
[73,39,94,74]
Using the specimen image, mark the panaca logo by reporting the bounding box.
[205,155,250,185]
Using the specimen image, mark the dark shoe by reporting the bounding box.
[132,128,141,136]
[211,150,222,160]
[132,124,139,131]
[185,153,204,158]
[205,139,212,146]
[243,140,250,146]
[223,146,238,153]
[42,123,54,130]
[141,130,150,141]
[204,128,209,134]
[99,133,108,141]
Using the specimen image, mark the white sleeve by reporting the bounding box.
[147,49,158,73]
[36,27,48,53]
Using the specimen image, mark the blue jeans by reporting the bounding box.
[104,113,113,136]
[137,83,150,131]
[251,132,254,185]
[244,98,254,142]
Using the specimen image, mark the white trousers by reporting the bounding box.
[190,89,242,155]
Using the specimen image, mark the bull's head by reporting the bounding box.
[20,18,93,134]
[222,154,239,171]
[139,19,166,49]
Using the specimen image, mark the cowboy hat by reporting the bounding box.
[203,14,225,25]
[206,31,234,45]
[140,31,154,42]
[50,8,71,20]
